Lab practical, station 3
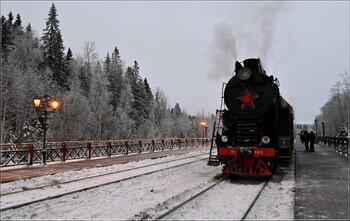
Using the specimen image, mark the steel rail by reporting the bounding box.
[240,178,271,220]
[1,156,208,211]
[154,176,271,221]
[155,176,228,220]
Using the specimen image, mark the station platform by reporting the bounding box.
[0,146,209,183]
[294,139,349,219]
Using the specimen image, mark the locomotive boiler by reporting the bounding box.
[208,58,294,177]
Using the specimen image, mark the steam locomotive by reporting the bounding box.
[208,58,294,177]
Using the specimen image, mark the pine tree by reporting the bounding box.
[7,11,13,24]
[66,48,73,61]
[107,47,123,110]
[144,78,153,102]
[64,47,73,90]
[143,78,153,117]
[1,14,13,60]
[126,61,156,137]
[41,3,68,90]
[139,78,155,138]
[104,52,111,73]
[79,64,90,97]
[13,14,23,34]
[26,23,32,32]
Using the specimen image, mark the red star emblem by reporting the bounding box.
[237,89,258,109]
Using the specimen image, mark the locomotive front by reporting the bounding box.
[208,58,293,177]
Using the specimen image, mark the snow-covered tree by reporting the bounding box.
[1,19,46,143]
[114,75,134,139]
[88,62,115,140]
[316,72,349,136]
[51,88,92,141]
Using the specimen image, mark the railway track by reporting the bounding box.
[1,154,292,220]
[241,178,270,220]
[155,175,228,220]
[151,177,271,220]
[1,152,208,196]
[0,153,208,211]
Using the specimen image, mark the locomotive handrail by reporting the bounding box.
[0,138,210,167]
[318,136,349,156]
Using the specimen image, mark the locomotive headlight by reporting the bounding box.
[238,67,251,81]
[221,135,228,143]
[261,136,270,144]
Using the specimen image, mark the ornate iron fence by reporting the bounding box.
[0,138,209,167]
[318,136,349,155]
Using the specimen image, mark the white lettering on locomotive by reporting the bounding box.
[254,150,264,155]
[230,149,236,154]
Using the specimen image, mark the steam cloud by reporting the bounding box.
[206,22,237,80]
[206,2,288,80]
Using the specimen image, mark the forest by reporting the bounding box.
[1,4,348,144]
[1,4,213,144]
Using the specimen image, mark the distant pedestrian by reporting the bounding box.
[304,131,310,151]
[309,131,316,152]
[300,130,305,144]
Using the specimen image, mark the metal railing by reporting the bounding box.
[0,138,210,167]
[318,136,349,155]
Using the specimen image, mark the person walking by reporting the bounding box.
[309,131,316,152]
[304,131,310,151]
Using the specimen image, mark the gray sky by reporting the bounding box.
[1,1,349,124]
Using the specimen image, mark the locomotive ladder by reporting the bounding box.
[208,83,226,166]
[277,107,293,167]
[207,109,223,166]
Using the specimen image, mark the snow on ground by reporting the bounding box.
[165,167,295,220]
[1,151,208,194]
[246,167,295,219]
[1,149,295,220]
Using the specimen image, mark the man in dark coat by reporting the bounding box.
[309,131,316,152]
[304,131,310,151]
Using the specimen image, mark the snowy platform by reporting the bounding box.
[294,139,349,219]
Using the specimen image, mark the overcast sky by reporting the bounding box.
[1,1,349,124]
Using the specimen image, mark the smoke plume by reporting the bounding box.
[206,2,288,80]
[206,22,237,80]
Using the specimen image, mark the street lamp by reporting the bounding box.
[33,96,61,165]
[200,121,208,139]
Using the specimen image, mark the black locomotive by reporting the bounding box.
[208,58,294,177]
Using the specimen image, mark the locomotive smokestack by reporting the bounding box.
[243,58,265,73]
[235,61,243,73]
[243,58,259,72]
